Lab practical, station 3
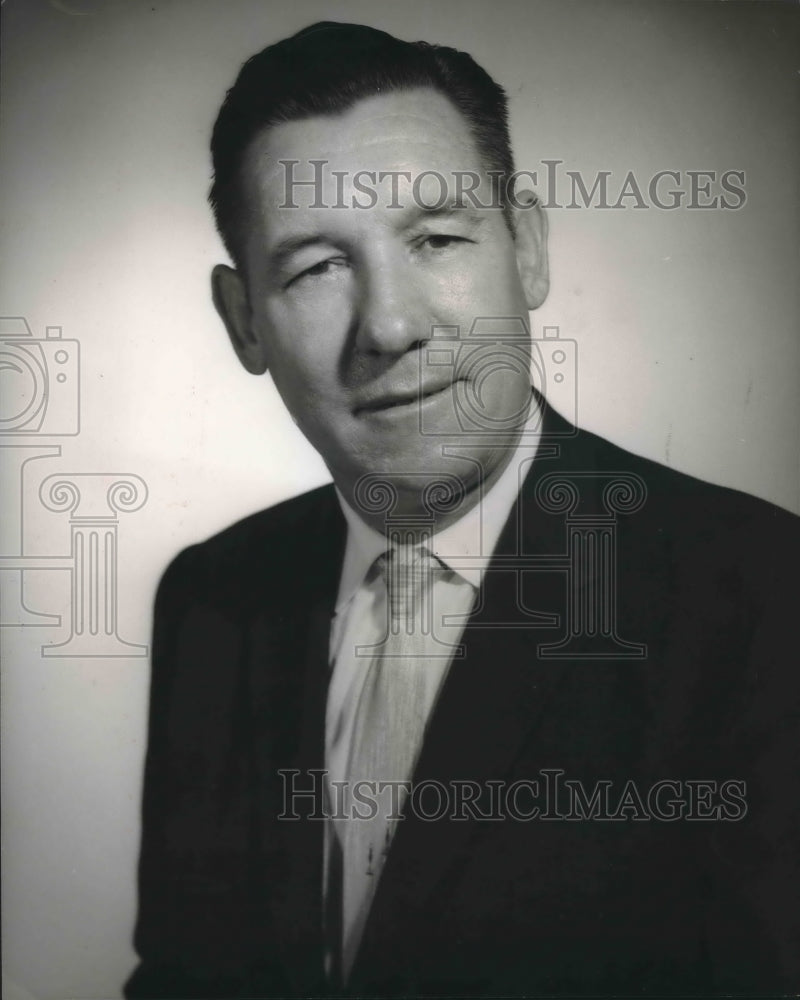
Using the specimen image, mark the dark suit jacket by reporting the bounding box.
[126,403,799,998]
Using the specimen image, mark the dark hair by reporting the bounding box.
[209,21,516,265]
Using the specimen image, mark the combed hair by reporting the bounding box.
[209,21,516,265]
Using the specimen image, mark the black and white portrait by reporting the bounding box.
[1,3,797,998]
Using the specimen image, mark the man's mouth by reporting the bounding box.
[354,380,456,415]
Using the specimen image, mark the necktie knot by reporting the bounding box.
[376,544,431,631]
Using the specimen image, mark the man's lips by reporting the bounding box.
[353,380,456,415]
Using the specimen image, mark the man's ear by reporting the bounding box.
[211,264,269,375]
[512,192,549,310]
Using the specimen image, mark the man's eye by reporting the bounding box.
[420,234,471,252]
[286,258,346,288]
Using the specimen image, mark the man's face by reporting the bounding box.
[219,88,548,516]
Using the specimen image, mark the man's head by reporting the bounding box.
[210,22,549,524]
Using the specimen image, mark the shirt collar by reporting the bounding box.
[334,396,542,609]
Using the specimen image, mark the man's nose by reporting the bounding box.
[355,257,425,355]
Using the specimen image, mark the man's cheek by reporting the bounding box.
[294,380,342,425]
[454,265,516,317]
[429,270,473,313]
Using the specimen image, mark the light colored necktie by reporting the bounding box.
[339,543,436,979]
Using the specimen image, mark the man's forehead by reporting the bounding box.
[240,87,485,192]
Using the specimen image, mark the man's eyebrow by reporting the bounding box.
[267,234,334,266]
[405,203,488,225]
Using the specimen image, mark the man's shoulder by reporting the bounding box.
[563,415,797,536]
[156,482,342,609]
[533,407,799,598]
[202,481,340,551]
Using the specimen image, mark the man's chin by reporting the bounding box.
[332,445,495,527]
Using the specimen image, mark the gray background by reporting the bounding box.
[1,1,797,997]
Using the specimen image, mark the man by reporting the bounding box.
[126,21,799,998]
